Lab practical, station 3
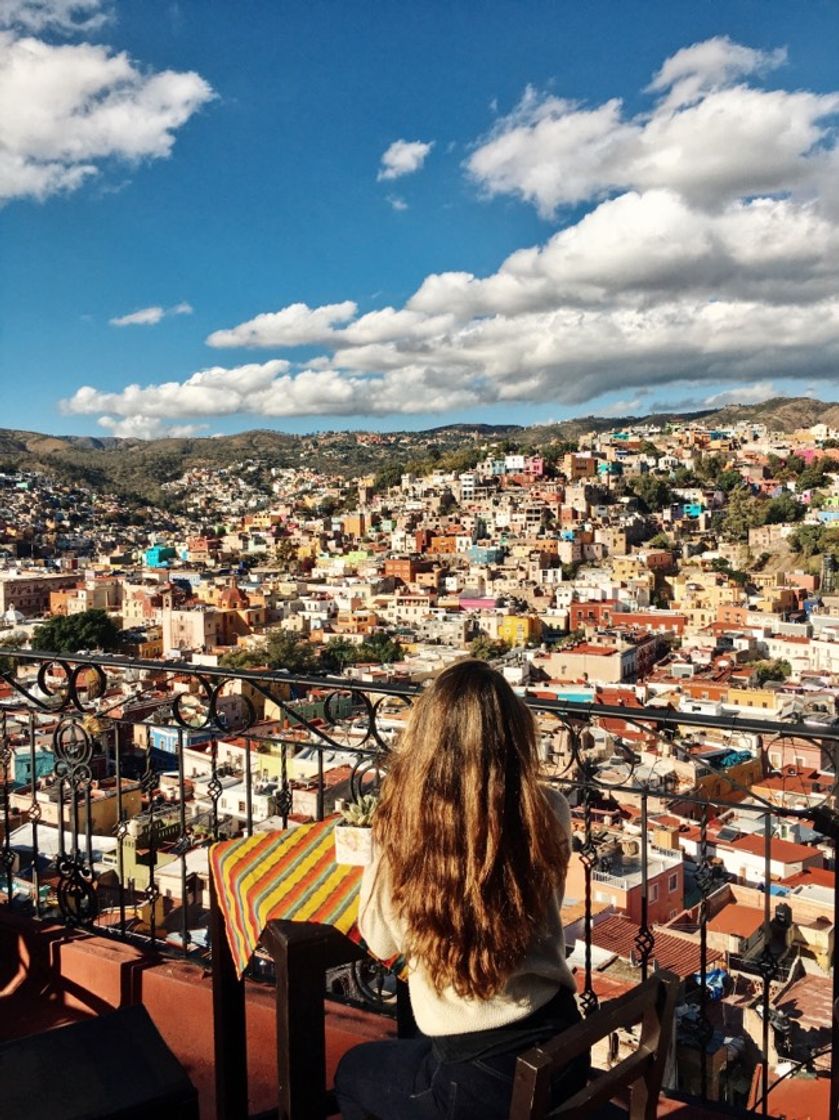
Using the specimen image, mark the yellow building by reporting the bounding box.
[727,685,782,713]
[497,614,542,646]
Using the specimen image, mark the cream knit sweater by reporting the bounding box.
[357,786,576,1037]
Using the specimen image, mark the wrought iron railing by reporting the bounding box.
[1,647,838,1117]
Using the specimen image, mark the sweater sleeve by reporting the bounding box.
[357,849,402,961]
[543,785,572,844]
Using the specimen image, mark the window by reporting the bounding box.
[649,883,659,903]
[668,873,679,892]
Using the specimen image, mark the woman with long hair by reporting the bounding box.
[335,659,589,1120]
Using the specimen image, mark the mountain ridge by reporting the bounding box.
[2,396,837,503]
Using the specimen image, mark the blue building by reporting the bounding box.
[14,750,55,787]
[148,725,215,754]
[145,545,177,567]
[467,545,505,563]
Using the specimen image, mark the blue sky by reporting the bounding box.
[2,0,839,438]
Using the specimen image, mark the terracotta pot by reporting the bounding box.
[334,825,374,866]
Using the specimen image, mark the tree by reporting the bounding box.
[648,532,673,550]
[789,524,825,559]
[32,610,122,654]
[354,632,404,665]
[716,470,743,493]
[762,493,804,525]
[628,474,673,513]
[720,488,761,542]
[218,647,270,670]
[264,631,318,673]
[373,463,404,493]
[469,636,511,661]
[438,489,458,514]
[272,537,299,571]
[318,638,359,673]
[753,659,792,685]
[0,631,26,675]
[220,631,318,673]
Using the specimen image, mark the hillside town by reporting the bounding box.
[2,412,839,1110]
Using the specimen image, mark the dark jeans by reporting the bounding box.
[335,1010,590,1120]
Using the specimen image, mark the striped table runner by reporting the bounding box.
[210,816,365,977]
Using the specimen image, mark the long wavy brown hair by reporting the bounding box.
[372,659,570,1000]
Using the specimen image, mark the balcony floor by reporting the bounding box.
[0,905,823,1120]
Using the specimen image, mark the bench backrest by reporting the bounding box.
[509,970,680,1120]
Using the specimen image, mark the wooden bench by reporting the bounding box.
[508,971,680,1120]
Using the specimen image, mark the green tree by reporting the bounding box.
[354,632,405,664]
[721,488,761,541]
[439,489,458,514]
[318,638,359,673]
[373,463,404,493]
[31,610,122,654]
[716,470,743,493]
[264,631,318,673]
[628,474,673,512]
[762,493,804,525]
[218,647,271,670]
[647,532,673,550]
[0,631,26,675]
[468,636,511,661]
[272,537,300,571]
[789,524,825,559]
[220,631,318,673]
[753,659,792,684]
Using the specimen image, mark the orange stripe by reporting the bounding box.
[234,829,332,955]
[227,823,327,935]
[308,864,362,924]
[217,832,296,961]
[256,842,336,924]
[217,833,285,957]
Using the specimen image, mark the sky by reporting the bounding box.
[2,0,839,440]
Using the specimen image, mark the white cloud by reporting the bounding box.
[465,37,837,216]
[646,37,786,110]
[703,381,779,407]
[387,194,408,211]
[0,30,214,203]
[109,302,194,327]
[67,39,839,429]
[206,301,357,348]
[0,0,109,33]
[62,360,292,421]
[97,416,209,439]
[377,139,433,181]
[110,306,165,327]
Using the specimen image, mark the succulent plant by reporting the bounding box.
[338,793,379,827]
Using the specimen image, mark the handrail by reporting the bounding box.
[1,647,837,1117]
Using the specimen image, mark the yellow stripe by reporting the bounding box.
[253,832,335,930]
[292,864,348,922]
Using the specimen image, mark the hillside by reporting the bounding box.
[1,395,836,502]
[702,396,839,432]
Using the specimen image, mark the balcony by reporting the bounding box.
[1,649,837,1119]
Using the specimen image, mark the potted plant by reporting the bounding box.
[334,793,378,866]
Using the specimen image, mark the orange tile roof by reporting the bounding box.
[728,833,821,864]
[763,1076,830,1120]
[590,914,722,978]
[707,904,764,940]
[781,866,835,889]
